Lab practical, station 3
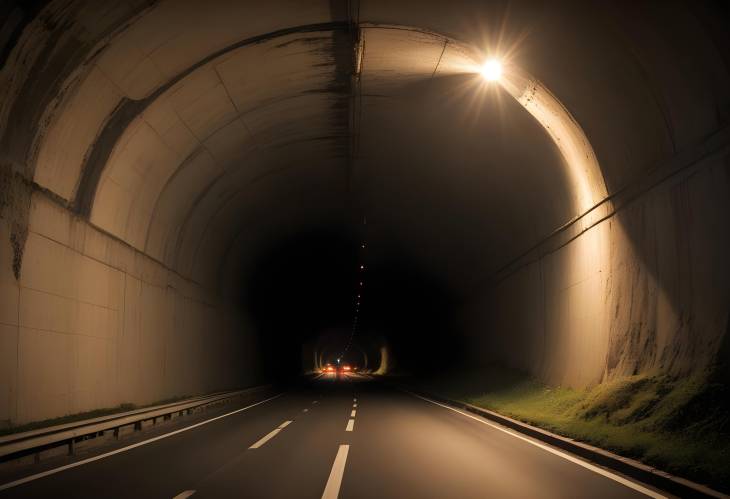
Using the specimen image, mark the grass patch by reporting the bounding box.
[411,366,730,492]
[0,395,190,437]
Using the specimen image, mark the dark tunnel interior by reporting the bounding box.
[1,0,729,493]
[239,225,463,380]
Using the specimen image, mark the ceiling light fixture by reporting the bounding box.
[481,59,502,81]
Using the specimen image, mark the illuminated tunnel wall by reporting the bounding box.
[1,0,729,425]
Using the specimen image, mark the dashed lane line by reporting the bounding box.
[321,445,349,499]
[249,420,292,449]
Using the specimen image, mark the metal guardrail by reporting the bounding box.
[0,386,269,462]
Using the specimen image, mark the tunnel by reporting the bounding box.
[0,1,729,497]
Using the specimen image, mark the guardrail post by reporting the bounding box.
[0,388,263,465]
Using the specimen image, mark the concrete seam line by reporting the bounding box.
[408,391,667,499]
[0,394,283,491]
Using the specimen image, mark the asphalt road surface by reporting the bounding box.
[0,374,668,498]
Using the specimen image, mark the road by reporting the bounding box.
[0,374,667,498]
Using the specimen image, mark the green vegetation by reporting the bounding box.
[0,395,190,437]
[412,366,730,492]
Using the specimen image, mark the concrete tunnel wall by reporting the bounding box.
[1,0,729,425]
[459,2,730,386]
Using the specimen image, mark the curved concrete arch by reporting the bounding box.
[29,9,608,293]
[96,22,601,296]
[2,0,728,428]
[89,27,349,250]
[77,19,614,389]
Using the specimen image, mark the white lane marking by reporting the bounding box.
[410,393,666,499]
[249,428,281,449]
[303,408,309,413]
[350,410,356,417]
[345,419,355,432]
[173,491,196,499]
[352,403,357,408]
[313,401,319,404]
[0,394,282,492]
[249,420,291,449]
[353,398,357,402]
[321,444,349,499]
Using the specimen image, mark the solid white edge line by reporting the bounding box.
[345,419,355,432]
[0,394,283,491]
[172,490,196,499]
[321,444,349,499]
[409,392,666,499]
[350,410,356,417]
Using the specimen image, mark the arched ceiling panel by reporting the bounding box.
[359,27,449,91]
[174,142,345,279]
[91,29,351,262]
[31,0,714,294]
[33,67,124,200]
[189,157,346,286]
[90,0,334,100]
[354,80,572,282]
[145,149,223,264]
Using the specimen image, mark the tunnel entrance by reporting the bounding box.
[0,4,728,492]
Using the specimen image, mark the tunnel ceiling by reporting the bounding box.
[1,0,729,425]
[2,0,728,297]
